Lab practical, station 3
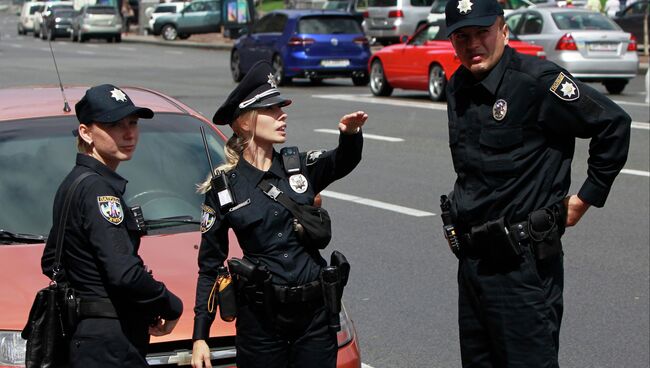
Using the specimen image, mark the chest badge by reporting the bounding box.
[97,196,124,225]
[200,204,216,233]
[549,72,580,101]
[289,174,308,194]
[492,99,508,121]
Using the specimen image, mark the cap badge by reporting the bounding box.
[200,204,217,233]
[110,88,127,102]
[549,72,580,101]
[267,73,277,89]
[457,0,473,15]
[492,99,507,121]
[289,174,308,194]
[97,196,124,225]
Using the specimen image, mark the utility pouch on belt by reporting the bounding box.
[216,266,237,322]
[471,217,521,261]
[528,204,565,261]
[227,258,274,319]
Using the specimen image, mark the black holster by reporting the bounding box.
[321,251,350,331]
[528,202,566,261]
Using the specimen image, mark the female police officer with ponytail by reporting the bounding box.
[191,61,367,368]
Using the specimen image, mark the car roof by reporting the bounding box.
[517,7,595,13]
[271,9,356,19]
[0,86,199,122]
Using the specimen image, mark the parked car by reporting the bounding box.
[70,5,122,43]
[42,7,77,41]
[17,1,44,35]
[322,0,367,25]
[369,20,546,101]
[33,1,74,39]
[0,85,362,368]
[146,1,187,34]
[152,0,222,41]
[232,9,371,86]
[363,0,434,46]
[506,7,638,94]
[427,0,535,24]
[613,0,648,46]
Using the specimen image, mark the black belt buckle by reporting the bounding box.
[285,286,301,303]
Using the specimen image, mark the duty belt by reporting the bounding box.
[272,280,322,304]
[461,220,530,247]
[78,298,118,319]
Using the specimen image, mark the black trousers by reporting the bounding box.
[235,300,338,368]
[69,318,150,368]
[458,243,564,368]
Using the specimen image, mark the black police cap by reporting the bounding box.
[445,0,504,37]
[213,60,292,126]
[75,84,154,124]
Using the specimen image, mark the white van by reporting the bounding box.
[17,2,45,35]
[363,0,434,45]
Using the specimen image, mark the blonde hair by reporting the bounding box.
[196,110,257,194]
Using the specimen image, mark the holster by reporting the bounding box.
[321,251,351,331]
[528,202,566,261]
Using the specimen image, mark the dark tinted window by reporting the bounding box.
[410,0,433,6]
[154,5,178,13]
[430,0,447,13]
[29,5,44,14]
[368,0,397,6]
[52,9,77,18]
[0,114,225,237]
[552,11,619,30]
[87,6,118,15]
[298,16,362,34]
[252,13,286,33]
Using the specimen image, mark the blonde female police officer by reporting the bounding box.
[191,61,367,368]
[41,84,183,367]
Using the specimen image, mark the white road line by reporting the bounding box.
[85,44,100,48]
[76,50,96,55]
[621,169,650,177]
[314,128,404,142]
[632,122,649,130]
[361,364,376,368]
[313,94,447,111]
[614,100,650,107]
[320,190,435,217]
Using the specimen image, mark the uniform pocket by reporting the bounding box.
[227,205,263,230]
[479,127,523,186]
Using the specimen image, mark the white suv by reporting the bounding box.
[363,0,433,45]
[17,2,44,35]
[146,2,187,34]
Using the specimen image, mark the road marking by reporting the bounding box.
[7,43,23,48]
[314,128,404,142]
[76,50,96,55]
[85,44,100,48]
[632,121,649,130]
[621,169,650,177]
[321,190,435,217]
[313,94,447,111]
[118,46,137,51]
[362,364,376,368]
[614,100,650,107]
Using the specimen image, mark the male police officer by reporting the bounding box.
[443,0,631,367]
[41,84,183,367]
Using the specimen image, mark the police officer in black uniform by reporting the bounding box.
[191,61,367,368]
[41,84,183,367]
[442,1,631,367]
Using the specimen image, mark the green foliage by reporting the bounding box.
[257,0,285,13]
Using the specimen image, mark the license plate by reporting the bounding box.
[588,43,618,51]
[321,59,350,68]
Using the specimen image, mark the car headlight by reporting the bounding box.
[54,17,61,23]
[336,303,355,347]
[0,331,26,367]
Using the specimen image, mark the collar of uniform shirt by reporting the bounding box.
[76,153,128,194]
[454,45,513,95]
[236,150,287,185]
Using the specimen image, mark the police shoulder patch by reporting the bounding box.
[97,196,124,225]
[306,150,326,166]
[549,72,579,101]
[200,204,217,233]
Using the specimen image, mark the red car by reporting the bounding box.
[0,86,361,368]
[369,21,546,101]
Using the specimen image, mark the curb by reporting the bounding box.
[122,36,232,51]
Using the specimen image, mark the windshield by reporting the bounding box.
[368,0,397,6]
[0,113,225,238]
[552,11,620,30]
[87,6,118,15]
[298,16,363,34]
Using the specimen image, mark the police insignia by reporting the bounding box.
[549,72,579,101]
[200,204,216,233]
[457,0,473,14]
[289,174,308,194]
[306,150,325,166]
[492,99,507,121]
[97,196,124,225]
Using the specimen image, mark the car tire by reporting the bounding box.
[369,60,393,96]
[179,34,190,40]
[272,54,291,86]
[115,34,122,43]
[309,77,323,85]
[231,50,244,82]
[162,24,178,41]
[352,74,369,86]
[428,64,447,102]
[603,79,627,95]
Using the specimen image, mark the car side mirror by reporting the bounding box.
[400,34,409,43]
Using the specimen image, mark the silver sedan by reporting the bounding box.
[506,7,638,94]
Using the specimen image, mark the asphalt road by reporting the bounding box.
[1,12,649,368]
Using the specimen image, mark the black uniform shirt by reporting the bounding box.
[446,46,631,227]
[193,131,363,340]
[41,153,182,320]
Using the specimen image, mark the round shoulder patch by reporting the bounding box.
[201,204,217,233]
[97,196,124,225]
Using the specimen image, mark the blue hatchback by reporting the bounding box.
[231,10,371,86]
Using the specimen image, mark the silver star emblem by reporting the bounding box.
[457,0,473,14]
[267,73,277,89]
[110,88,127,102]
[560,82,576,98]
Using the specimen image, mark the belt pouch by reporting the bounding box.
[529,208,563,261]
[218,275,237,322]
